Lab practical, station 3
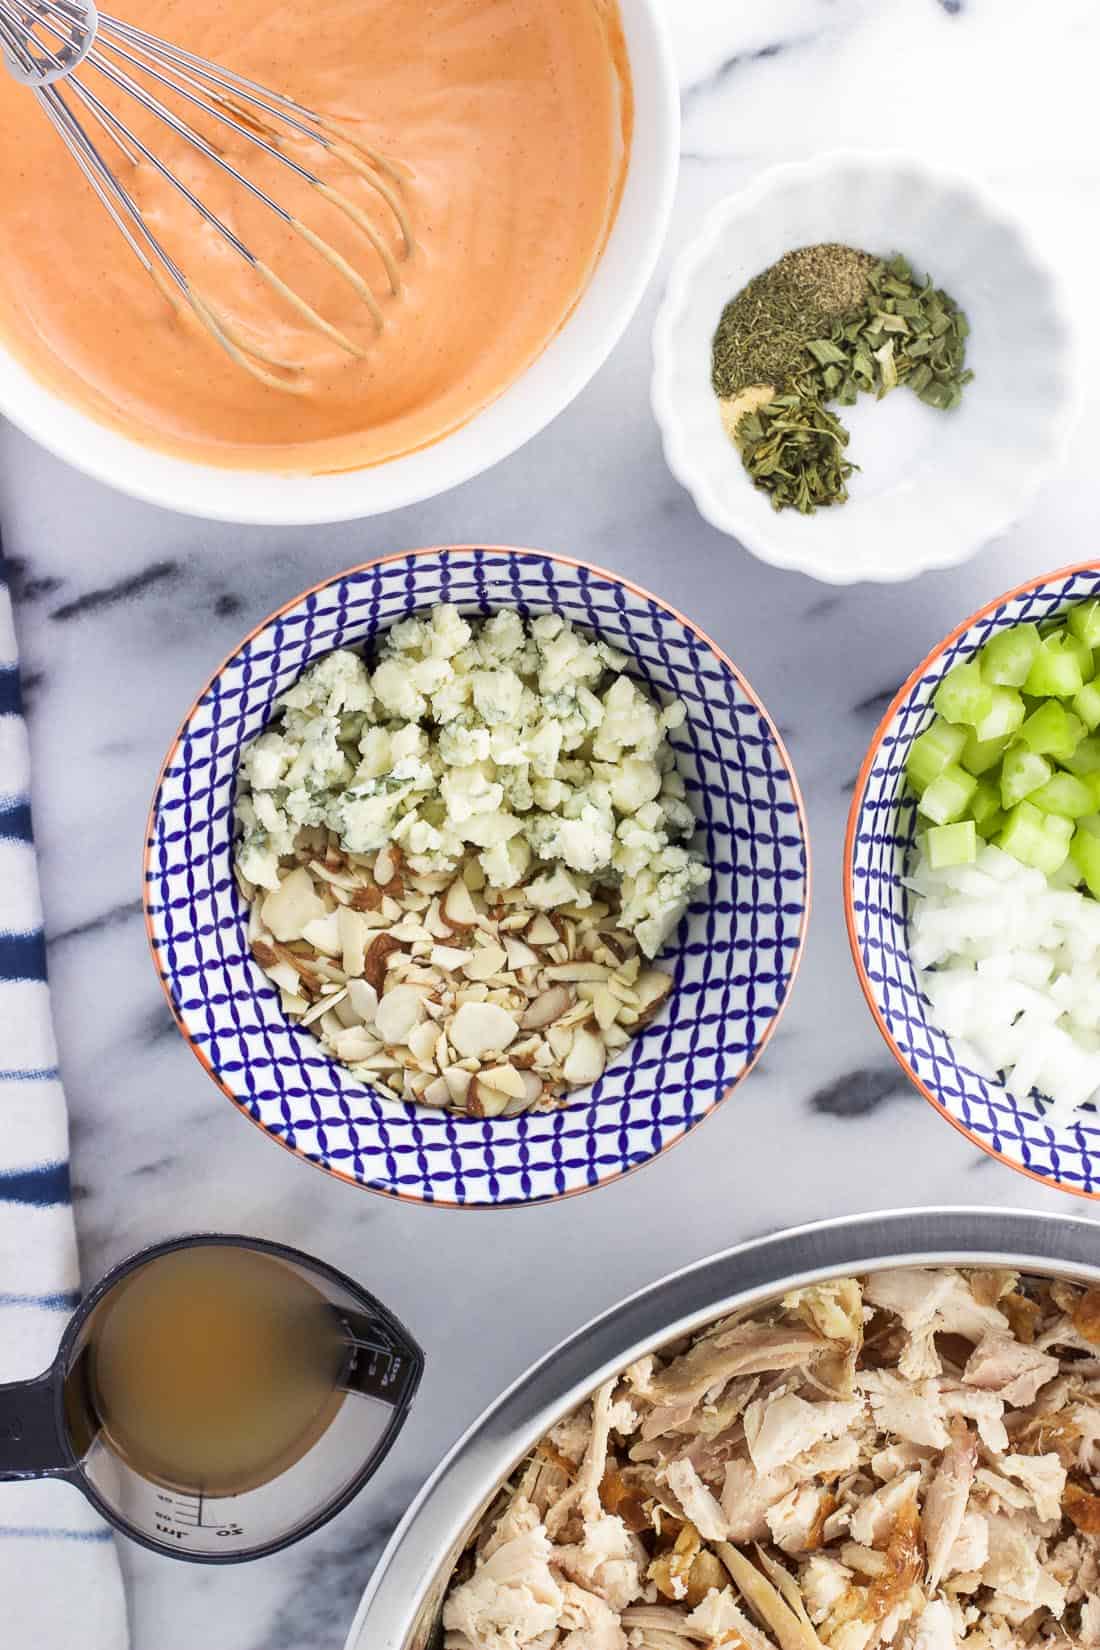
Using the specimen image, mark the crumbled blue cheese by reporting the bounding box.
[235,605,710,955]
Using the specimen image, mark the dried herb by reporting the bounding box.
[711,243,875,399]
[734,374,856,514]
[711,247,973,514]
[800,254,973,412]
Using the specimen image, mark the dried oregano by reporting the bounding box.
[712,248,973,514]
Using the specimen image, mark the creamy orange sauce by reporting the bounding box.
[0,0,630,471]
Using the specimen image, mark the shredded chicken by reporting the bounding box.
[442,1269,1100,1650]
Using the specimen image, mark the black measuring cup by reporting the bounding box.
[0,1234,422,1561]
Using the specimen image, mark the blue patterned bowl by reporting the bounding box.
[846,561,1100,1200]
[146,547,809,1207]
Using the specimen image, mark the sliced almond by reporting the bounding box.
[374,984,427,1045]
[590,985,620,1031]
[301,910,342,957]
[389,917,431,943]
[525,914,560,947]
[467,1077,513,1119]
[464,943,509,982]
[545,962,610,983]
[635,970,673,1025]
[407,1019,440,1066]
[520,985,573,1029]
[364,933,404,994]
[336,905,368,977]
[546,1023,574,1060]
[374,845,399,888]
[442,878,479,929]
[261,867,328,942]
[442,1066,473,1105]
[518,1069,544,1108]
[332,1027,379,1063]
[479,1063,527,1100]
[431,944,474,971]
[251,938,277,969]
[349,883,383,913]
[308,859,361,891]
[425,898,455,940]
[422,1076,452,1108]
[449,1001,519,1059]
[268,960,303,996]
[301,988,346,1027]
[503,937,539,970]
[563,1027,606,1086]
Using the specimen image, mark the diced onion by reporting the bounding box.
[911,842,1100,1127]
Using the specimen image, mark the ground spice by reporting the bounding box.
[711,243,875,399]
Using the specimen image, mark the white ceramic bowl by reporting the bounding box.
[652,151,1080,585]
[0,3,678,524]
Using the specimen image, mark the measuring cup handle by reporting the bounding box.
[0,1369,69,1479]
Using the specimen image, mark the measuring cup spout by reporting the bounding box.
[0,1369,69,1479]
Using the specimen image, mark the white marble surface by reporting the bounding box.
[3,1,1100,1645]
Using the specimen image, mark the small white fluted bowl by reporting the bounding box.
[652,152,1080,585]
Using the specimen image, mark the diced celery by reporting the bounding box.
[980,623,1040,687]
[997,801,1072,874]
[1063,733,1100,775]
[1000,742,1052,808]
[919,763,978,825]
[1074,680,1100,732]
[1024,633,1086,698]
[1086,772,1100,811]
[927,820,977,869]
[1030,772,1095,818]
[969,779,1001,832]
[1068,634,1095,680]
[906,717,968,794]
[975,806,1006,842]
[933,661,993,728]
[961,731,1010,776]
[1069,600,1100,647]
[1071,815,1100,898]
[972,685,1024,742]
[1050,855,1085,890]
[1018,699,1083,760]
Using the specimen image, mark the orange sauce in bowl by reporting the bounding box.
[0,0,631,471]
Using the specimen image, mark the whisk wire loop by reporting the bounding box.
[1,0,414,386]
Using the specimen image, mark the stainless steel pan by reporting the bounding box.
[346,1206,1100,1650]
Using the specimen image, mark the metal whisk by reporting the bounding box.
[0,0,414,389]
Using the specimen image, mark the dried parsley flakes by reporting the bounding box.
[711,246,973,514]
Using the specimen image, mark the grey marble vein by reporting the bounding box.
[49,559,181,622]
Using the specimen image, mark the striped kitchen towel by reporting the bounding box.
[0,551,128,1647]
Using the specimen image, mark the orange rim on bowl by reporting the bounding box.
[144,545,811,1208]
[845,559,1100,1200]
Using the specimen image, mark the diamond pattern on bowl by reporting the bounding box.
[847,563,1100,1198]
[146,547,809,1206]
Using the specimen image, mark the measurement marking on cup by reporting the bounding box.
[154,1489,242,1541]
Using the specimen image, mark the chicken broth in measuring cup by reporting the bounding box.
[66,1246,349,1496]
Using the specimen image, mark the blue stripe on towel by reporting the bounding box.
[0,667,20,717]
[0,799,33,841]
[0,929,48,983]
[0,1288,80,1311]
[0,1160,71,1206]
[0,1527,114,1543]
[0,1065,59,1082]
